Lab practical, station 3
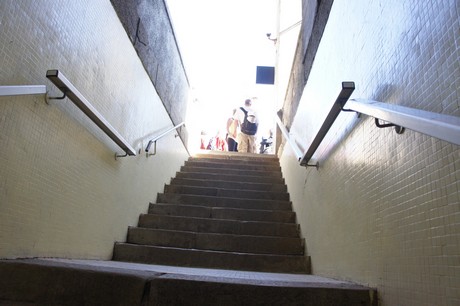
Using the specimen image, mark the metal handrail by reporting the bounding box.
[345,99,460,146]
[145,122,185,156]
[287,81,460,168]
[0,85,47,97]
[275,115,303,161]
[46,69,136,158]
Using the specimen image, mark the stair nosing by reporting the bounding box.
[129,226,303,242]
[156,193,292,206]
[115,242,307,261]
[142,211,299,226]
[164,184,290,197]
[149,203,295,216]
[181,166,283,177]
[171,177,287,189]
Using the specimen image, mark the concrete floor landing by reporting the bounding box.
[0,258,376,305]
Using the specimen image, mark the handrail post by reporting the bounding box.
[300,82,355,167]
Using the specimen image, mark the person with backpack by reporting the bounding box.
[234,98,258,153]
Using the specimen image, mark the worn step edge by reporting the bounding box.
[113,243,311,274]
[127,227,305,255]
[156,193,293,211]
[148,203,296,223]
[184,161,281,172]
[138,214,301,237]
[188,157,281,166]
[176,171,285,184]
[164,185,290,201]
[170,177,287,193]
[0,259,376,306]
[180,166,283,178]
[0,259,155,305]
[193,152,279,161]
[152,273,377,306]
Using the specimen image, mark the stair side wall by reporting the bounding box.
[280,0,460,305]
[0,0,188,259]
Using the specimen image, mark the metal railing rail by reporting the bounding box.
[281,81,460,168]
[345,99,460,146]
[275,115,303,161]
[145,122,185,157]
[0,85,47,97]
[46,69,136,158]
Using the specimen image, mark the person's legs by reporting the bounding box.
[247,135,257,153]
[237,133,249,152]
[227,138,237,151]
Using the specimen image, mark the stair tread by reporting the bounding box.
[129,227,303,242]
[149,203,296,223]
[192,152,279,162]
[149,203,295,216]
[180,166,283,178]
[0,259,375,306]
[164,184,290,201]
[170,177,287,192]
[127,227,304,255]
[139,214,300,237]
[113,243,310,274]
[184,160,281,171]
[114,242,307,258]
[156,193,292,211]
[176,171,285,184]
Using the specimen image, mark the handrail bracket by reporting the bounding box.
[45,91,67,104]
[146,140,158,157]
[115,152,129,160]
[145,122,185,158]
[305,161,319,169]
[374,118,405,134]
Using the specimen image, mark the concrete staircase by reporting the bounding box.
[113,152,310,274]
[0,152,377,305]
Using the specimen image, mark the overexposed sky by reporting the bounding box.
[166,0,278,136]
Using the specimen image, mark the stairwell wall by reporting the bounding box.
[279,0,459,305]
[0,1,189,259]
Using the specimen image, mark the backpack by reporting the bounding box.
[240,107,258,135]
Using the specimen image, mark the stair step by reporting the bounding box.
[176,171,285,184]
[113,243,310,274]
[192,152,279,163]
[188,156,279,166]
[127,227,305,255]
[0,259,158,305]
[170,177,287,192]
[180,165,282,178]
[164,185,290,201]
[138,214,300,237]
[149,203,296,223]
[188,156,280,167]
[185,160,281,172]
[157,193,293,211]
[0,259,376,306]
[151,273,376,306]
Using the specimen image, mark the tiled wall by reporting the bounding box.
[280,0,459,304]
[0,0,189,259]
